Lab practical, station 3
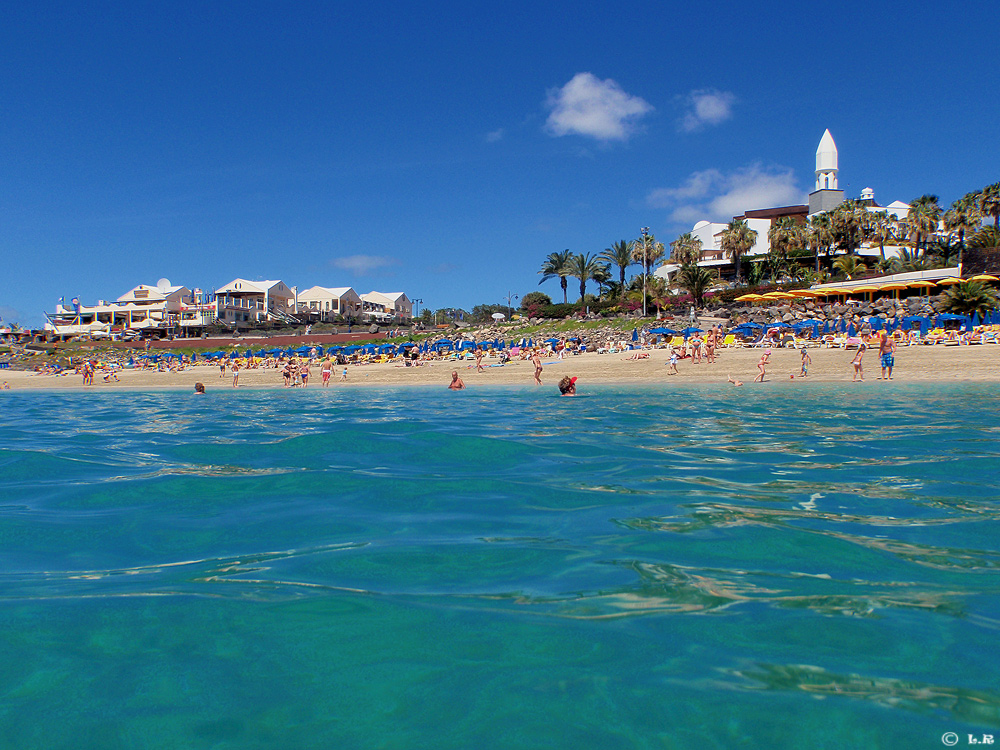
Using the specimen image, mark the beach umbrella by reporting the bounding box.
[971,275,999,283]
[847,322,856,337]
[920,318,931,336]
[822,321,830,334]
[631,328,638,342]
[491,312,506,320]
[789,289,819,298]
[879,283,908,299]
[870,318,883,331]
[681,327,704,335]
[937,277,964,286]
[735,293,765,302]
[972,311,981,328]
[649,327,676,335]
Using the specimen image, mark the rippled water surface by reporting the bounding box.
[2,384,999,749]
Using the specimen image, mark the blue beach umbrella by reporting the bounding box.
[823,321,830,334]
[972,311,981,328]
[847,323,856,337]
[631,328,638,342]
[649,327,677,335]
[870,318,883,331]
[920,318,931,336]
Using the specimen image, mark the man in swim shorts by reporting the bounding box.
[878,332,895,380]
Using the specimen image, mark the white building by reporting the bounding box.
[214,279,296,325]
[296,286,362,321]
[360,291,412,321]
[655,129,920,282]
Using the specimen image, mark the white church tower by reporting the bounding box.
[808,129,845,215]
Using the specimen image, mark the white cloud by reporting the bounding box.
[545,72,653,141]
[486,128,505,143]
[646,164,806,224]
[679,89,736,132]
[331,255,396,275]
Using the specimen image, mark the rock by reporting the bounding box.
[782,312,795,322]
[832,303,848,314]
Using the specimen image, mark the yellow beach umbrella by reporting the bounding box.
[908,280,937,288]
[879,282,908,299]
[970,274,999,283]
[849,285,880,293]
[735,293,764,302]
[771,292,797,300]
[937,277,964,286]
[790,289,819,298]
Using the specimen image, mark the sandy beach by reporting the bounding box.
[4,342,999,391]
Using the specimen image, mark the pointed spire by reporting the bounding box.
[816,129,838,172]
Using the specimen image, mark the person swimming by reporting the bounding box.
[558,375,577,396]
[448,371,466,390]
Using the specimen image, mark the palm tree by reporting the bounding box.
[669,232,703,266]
[720,218,757,282]
[832,255,867,280]
[538,250,574,304]
[944,192,982,272]
[869,212,897,263]
[633,233,666,277]
[567,252,607,308]
[676,263,716,307]
[890,247,935,273]
[767,217,804,263]
[938,281,999,317]
[808,213,834,274]
[970,227,1000,248]
[599,240,635,298]
[978,183,1000,229]
[831,200,867,256]
[591,263,613,300]
[905,194,942,257]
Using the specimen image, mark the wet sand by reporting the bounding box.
[4,343,999,391]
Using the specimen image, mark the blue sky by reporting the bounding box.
[2,1,997,327]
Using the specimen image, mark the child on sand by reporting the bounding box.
[753,349,771,383]
[667,348,679,375]
[728,374,743,387]
[851,341,866,381]
[800,348,811,377]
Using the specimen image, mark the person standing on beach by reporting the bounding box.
[340,367,348,382]
[691,334,702,364]
[219,359,226,378]
[851,341,866,382]
[448,371,465,390]
[531,349,543,385]
[321,357,332,387]
[232,359,241,387]
[300,361,310,387]
[475,348,484,373]
[753,349,771,383]
[705,328,716,364]
[878,332,895,380]
[800,348,811,377]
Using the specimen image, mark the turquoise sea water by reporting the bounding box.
[1,384,999,749]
